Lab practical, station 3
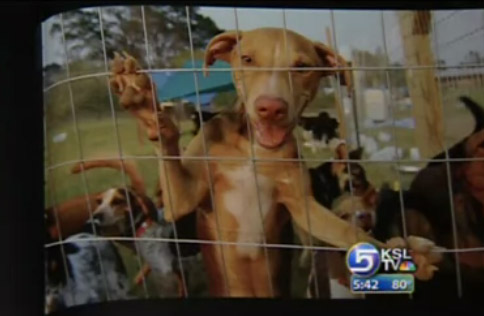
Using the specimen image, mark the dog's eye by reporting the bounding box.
[241,55,253,64]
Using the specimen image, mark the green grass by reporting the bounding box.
[45,114,195,204]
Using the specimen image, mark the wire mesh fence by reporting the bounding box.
[43,5,484,308]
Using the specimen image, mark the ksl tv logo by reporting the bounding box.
[346,242,417,277]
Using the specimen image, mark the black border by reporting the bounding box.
[37,0,484,22]
[48,298,484,316]
[1,1,484,316]
[0,3,44,316]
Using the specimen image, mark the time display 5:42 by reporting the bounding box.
[352,278,379,291]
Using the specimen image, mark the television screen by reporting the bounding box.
[42,5,484,314]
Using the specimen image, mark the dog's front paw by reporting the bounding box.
[386,236,444,281]
[407,236,444,281]
[110,52,153,110]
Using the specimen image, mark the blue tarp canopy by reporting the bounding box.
[152,60,234,103]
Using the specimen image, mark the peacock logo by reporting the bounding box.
[399,261,417,272]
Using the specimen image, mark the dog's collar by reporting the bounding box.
[135,218,154,238]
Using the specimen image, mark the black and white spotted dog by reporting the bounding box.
[44,232,130,314]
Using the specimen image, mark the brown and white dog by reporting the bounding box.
[68,160,190,297]
[45,159,146,240]
[89,184,186,298]
[109,28,441,297]
[319,190,378,299]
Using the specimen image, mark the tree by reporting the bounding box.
[45,5,223,122]
[50,8,113,61]
[50,6,222,68]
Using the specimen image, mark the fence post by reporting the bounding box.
[326,26,348,142]
[398,11,444,158]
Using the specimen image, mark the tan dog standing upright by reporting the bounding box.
[110,28,441,297]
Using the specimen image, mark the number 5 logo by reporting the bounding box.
[346,243,381,277]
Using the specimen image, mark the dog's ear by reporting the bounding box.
[313,41,352,90]
[204,30,242,76]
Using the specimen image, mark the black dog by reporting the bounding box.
[372,96,484,300]
[402,96,484,246]
[428,96,484,164]
[300,111,340,143]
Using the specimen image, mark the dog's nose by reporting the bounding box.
[255,96,288,122]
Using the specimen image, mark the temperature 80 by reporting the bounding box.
[392,279,408,290]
